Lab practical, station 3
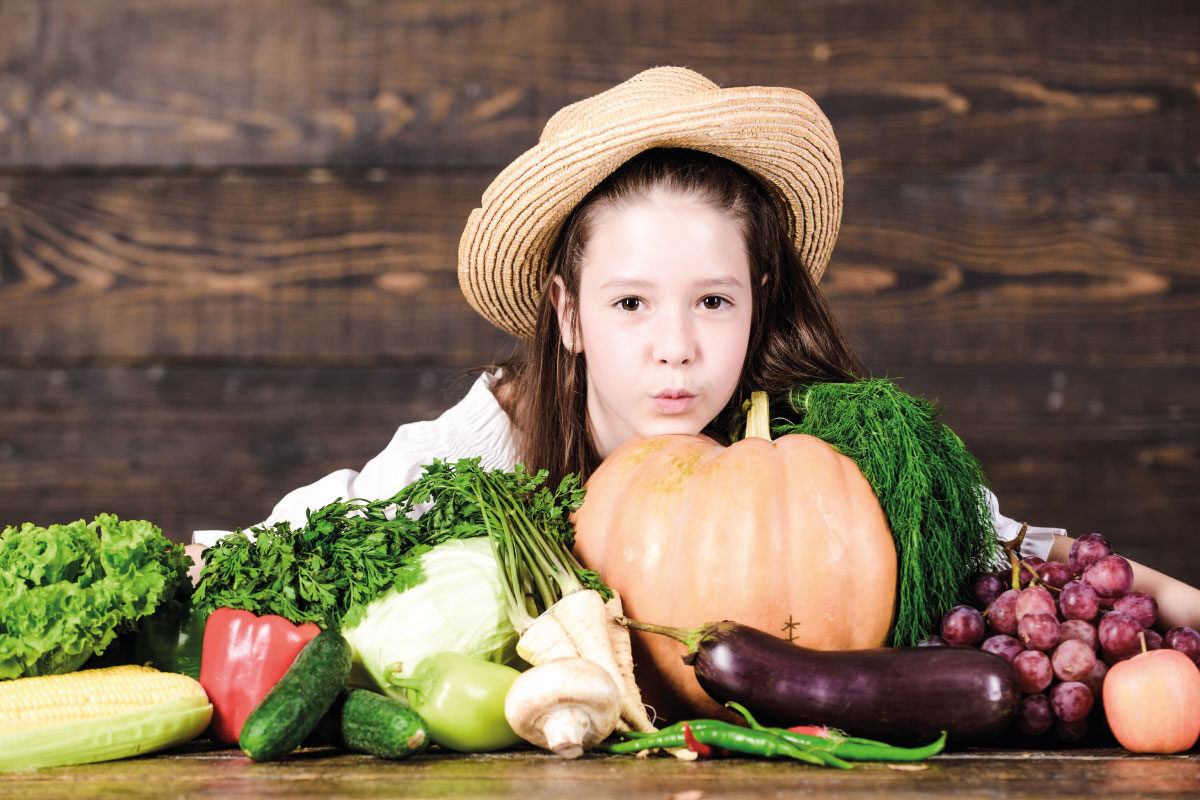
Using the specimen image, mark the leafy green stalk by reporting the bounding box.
[419,460,609,633]
[732,379,995,647]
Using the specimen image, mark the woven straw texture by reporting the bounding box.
[458,66,843,341]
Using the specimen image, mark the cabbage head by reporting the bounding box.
[341,536,520,699]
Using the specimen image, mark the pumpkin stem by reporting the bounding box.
[616,615,705,658]
[744,390,773,441]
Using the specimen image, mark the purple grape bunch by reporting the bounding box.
[937,532,1200,746]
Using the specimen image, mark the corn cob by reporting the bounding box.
[0,665,212,772]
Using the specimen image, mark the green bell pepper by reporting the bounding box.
[387,651,522,752]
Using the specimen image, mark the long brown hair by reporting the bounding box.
[488,148,864,488]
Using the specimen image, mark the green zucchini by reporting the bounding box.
[313,689,430,759]
[238,629,352,761]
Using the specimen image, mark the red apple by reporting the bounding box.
[1104,642,1200,754]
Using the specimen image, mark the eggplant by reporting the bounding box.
[626,618,1019,743]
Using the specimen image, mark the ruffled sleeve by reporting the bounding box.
[192,371,518,547]
[983,487,1063,571]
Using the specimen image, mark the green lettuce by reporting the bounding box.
[0,514,192,680]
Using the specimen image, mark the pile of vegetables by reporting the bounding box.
[190,457,657,758]
[2,412,1003,767]
[181,457,701,761]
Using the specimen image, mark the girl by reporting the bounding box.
[187,66,1200,631]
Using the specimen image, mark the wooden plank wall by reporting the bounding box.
[2,0,1198,585]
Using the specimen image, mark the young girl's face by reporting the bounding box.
[556,190,754,459]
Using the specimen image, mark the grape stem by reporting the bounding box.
[1000,523,1062,593]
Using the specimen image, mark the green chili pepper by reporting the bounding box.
[603,729,689,754]
[609,706,943,767]
[605,720,738,753]
[605,719,851,768]
[822,732,947,762]
[688,724,852,768]
[725,702,947,763]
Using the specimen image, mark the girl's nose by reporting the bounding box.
[653,311,696,366]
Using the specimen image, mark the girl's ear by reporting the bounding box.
[548,275,582,353]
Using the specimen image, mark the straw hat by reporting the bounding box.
[458,66,843,341]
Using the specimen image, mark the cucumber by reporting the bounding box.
[312,689,430,759]
[238,629,352,761]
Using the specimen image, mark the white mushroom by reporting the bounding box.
[504,657,621,758]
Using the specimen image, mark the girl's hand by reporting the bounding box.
[184,542,206,585]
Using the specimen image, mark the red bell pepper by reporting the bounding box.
[198,607,321,744]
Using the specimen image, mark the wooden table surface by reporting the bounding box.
[3,741,1198,799]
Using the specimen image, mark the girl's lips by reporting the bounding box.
[653,394,695,414]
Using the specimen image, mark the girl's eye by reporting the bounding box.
[701,296,729,310]
[617,297,642,312]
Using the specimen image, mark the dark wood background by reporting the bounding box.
[2,1,1197,586]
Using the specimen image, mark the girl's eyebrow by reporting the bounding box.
[598,276,746,291]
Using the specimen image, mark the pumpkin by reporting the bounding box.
[1104,643,1200,753]
[573,392,897,721]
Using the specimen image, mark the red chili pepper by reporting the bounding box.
[788,724,831,738]
[683,721,715,756]
[198,607,321,744]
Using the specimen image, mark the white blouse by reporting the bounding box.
[192,372,1063,569]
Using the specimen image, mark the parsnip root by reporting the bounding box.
[602,590,656,732]
[603,591,697,762]
[516,611,580,665]
[549,591,629,716]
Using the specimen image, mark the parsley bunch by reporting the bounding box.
[193,458,595,630]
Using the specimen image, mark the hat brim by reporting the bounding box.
[458,83,843,341]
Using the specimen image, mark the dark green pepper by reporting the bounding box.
[86,583,206,679]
